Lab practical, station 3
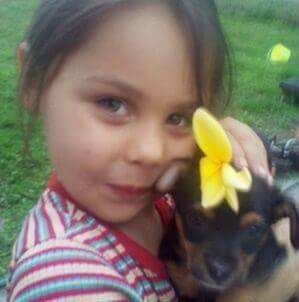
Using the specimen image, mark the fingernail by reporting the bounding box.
[257,166,267,179]
[267,175,274,186]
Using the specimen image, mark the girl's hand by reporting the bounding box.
[155,117,273,194]
[220,117,273,185]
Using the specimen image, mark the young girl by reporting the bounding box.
[8,1,272,301]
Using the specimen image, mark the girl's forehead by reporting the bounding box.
[83,2,192,67]
[62,2,197,102]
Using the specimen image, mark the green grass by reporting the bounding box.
[0,0,50,275]
[0,0,299,275]
[215,0,299,26]
[222,15,299,135]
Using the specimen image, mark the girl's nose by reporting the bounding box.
[126,123,165,167]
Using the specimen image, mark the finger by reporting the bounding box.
[238,131,272,183]
[155,162,188,193]
[226,131,248,170]
[221,118,273,185]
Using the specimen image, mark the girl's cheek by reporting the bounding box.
[170,134,197,160]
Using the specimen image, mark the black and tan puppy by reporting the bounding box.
[159,162,299,302]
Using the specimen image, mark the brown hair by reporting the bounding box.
[19,0,232,153]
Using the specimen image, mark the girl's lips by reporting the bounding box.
[106,183,153,199]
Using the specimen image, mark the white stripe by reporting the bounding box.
[66,201,75,216]
[115,244,125,254]
[158,290,176,302]
[18,239,99,262]
[25,213,36,250]
[72,225,104,243]
[73,208,86,221]
[44,193,65,236]
[53,291,129,301]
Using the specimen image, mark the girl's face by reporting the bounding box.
[40,2,197,223]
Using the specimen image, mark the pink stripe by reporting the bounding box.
[33,210,39,243]
[155,284,173,295]
[14,247,146,296]
[84,233,107,246]
[11,258,102,290]
[15,273,126,300]
[40,288,128,301]
[76,227,110,245]
[41,196,55,238]
[22,217,29,254]
[25,213,36,250]
[16,245,98,267]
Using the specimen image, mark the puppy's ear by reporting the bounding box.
[273,193,299,249]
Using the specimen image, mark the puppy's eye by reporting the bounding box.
[247,222,266,237]
[241,222,268,254]
[249,224,260,234]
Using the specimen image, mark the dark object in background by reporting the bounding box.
[270,137,299,173]
[280,77,299,105]
[284,182,299,205]
[253,130,299,173]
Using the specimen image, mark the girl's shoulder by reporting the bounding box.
[11,187,90,262]
[8,187,177,301]
[7,237,142,302]
[8,187,141,301]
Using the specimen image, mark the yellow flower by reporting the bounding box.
[267,43,291,64]
[192,108,252,213]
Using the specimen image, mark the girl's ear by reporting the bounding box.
[17,41,29,71]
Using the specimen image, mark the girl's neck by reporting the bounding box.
[115,204,163,256]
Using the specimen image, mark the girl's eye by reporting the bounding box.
[167,113,191,128]
[96,97,128,116]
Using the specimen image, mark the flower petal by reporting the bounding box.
[268,43,291,64]
[222,164,252,191]
[200,157,221,184]
[225,186,239,213]
[192,108,232,163]
[201,171,226,209]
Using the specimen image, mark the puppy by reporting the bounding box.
[159,162,299,302]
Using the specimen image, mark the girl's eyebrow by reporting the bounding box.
[85,75,144,99]
[84,74,199,110]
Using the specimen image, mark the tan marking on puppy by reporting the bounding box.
[198,205,215,220]
[164,260,201,298]
[273,218,294,256]
[240,212,263,229]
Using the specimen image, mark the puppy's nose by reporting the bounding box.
[207,258,234,283]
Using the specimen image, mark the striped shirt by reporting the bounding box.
[7,174,177,301]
